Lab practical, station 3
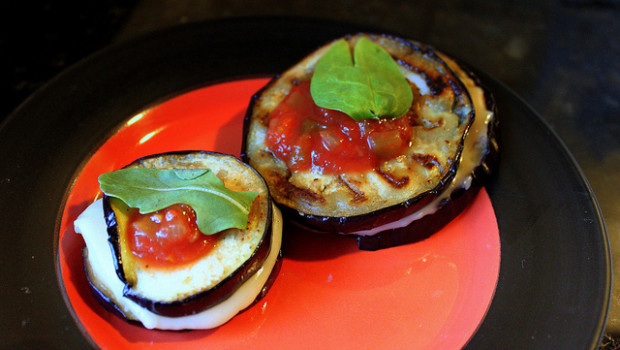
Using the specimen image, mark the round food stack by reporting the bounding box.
[75,151,283,329]
[242,33,498,250]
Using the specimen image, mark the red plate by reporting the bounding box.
[58,78,500,349]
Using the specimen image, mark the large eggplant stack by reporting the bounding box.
[242,33,498,250]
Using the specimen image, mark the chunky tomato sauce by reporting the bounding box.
[126,203,218,268]
[265,80,414,173]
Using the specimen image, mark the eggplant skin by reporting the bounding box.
[82,246,139,323]
[101,151,276,317]
[356,187,481,250]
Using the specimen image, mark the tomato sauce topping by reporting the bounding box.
[126,203,219,268]
[265,80,414,173]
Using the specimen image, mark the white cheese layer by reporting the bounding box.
[74,199,282,330]
[400,68,431,95]
[352,58,494,236]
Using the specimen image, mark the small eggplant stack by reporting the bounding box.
[242,33,498,250]
[74,151,283,330]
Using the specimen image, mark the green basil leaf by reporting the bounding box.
[99,168,258,235]
[310,37,413,121]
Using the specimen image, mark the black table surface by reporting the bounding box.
[2,0,619,348]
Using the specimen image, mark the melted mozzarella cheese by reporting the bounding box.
[74,199,282,330]
[400,68,430,95]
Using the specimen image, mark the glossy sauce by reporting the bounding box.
[265,81,415,173]
[126,203,218,268]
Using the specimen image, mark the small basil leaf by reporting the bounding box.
[310,37,413,121]
[99,168,258,235]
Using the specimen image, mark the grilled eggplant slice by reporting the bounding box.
[242,33,497,250]
[75,151,283,329]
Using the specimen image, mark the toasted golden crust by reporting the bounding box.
[244,33,474,217]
